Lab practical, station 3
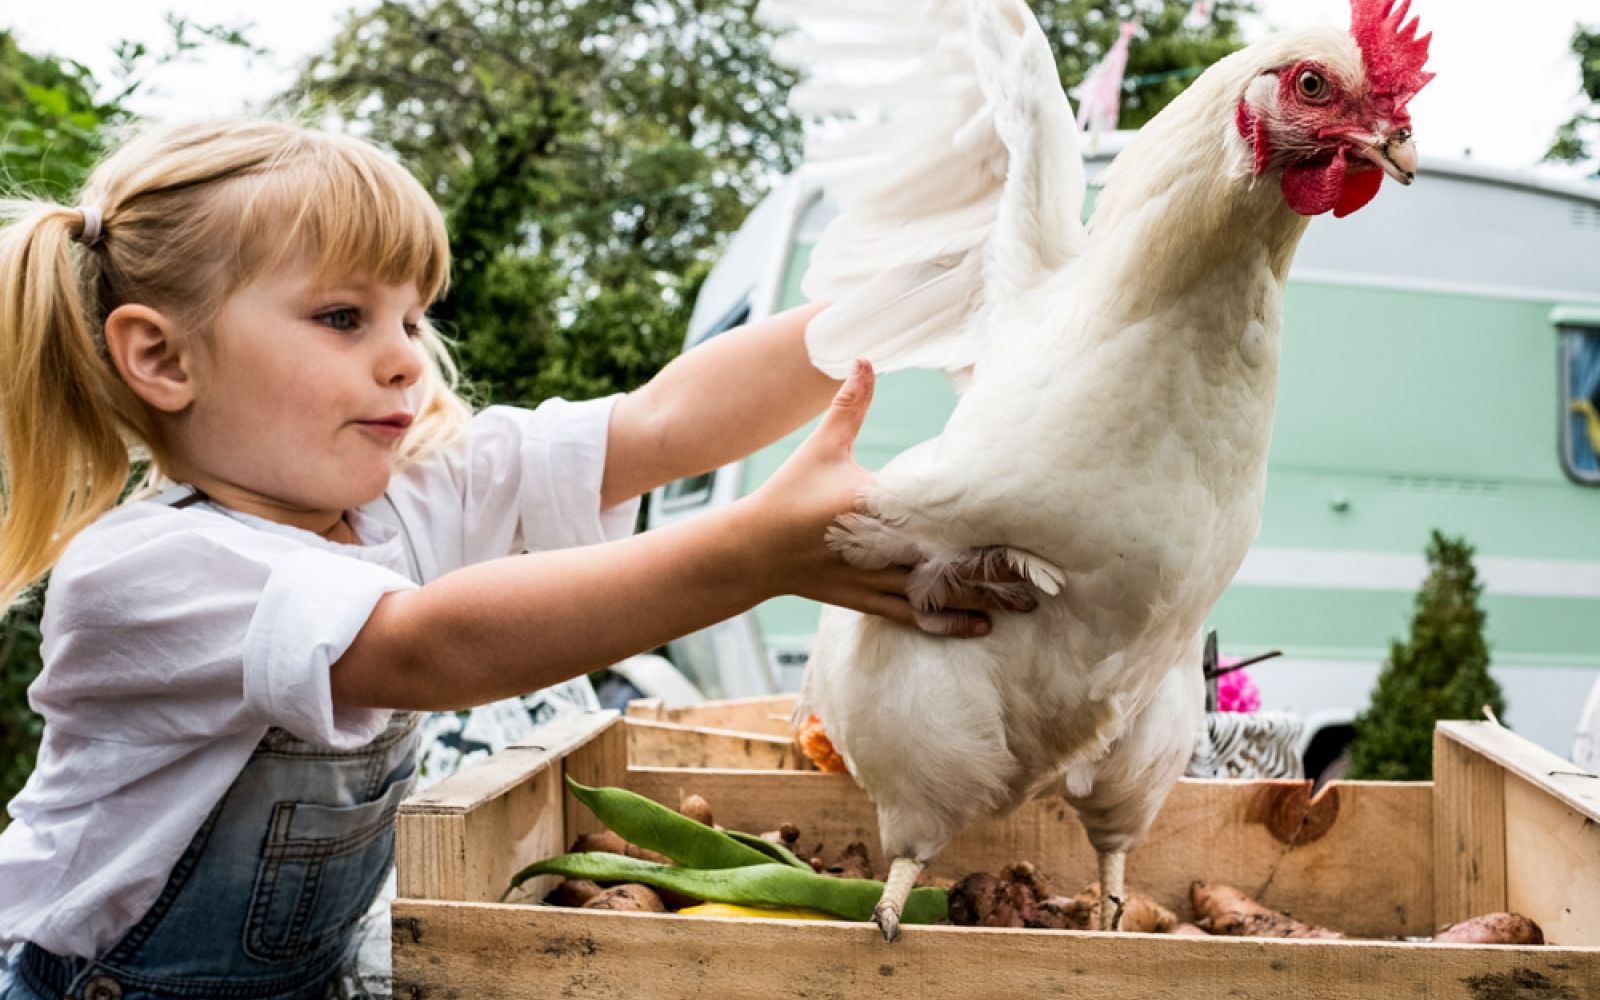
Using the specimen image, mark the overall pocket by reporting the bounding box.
[243,763,415,963]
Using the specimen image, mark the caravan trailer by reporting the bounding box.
[648,135,1600,764]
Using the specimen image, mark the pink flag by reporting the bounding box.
[1076,21,1137,136]
[1185,0,1215,29]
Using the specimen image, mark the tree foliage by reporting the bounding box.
[1546,23,1598,173]
[1034,0,1255,131]
[0,23,254,819]
[1346,532,1507,782]
[291,0,1253,408]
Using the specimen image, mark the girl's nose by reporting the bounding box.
[380,325,425,387]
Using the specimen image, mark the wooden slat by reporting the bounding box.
[1504,773,1600,946]
[397,711,619,903]
[1436,721,1600,822]
[624,769,1435,939]
[561,712,629,845]
[392,901,1600,1000]
[625,717,809,770]
[1432,726,1511,926]
[626,694,799,737]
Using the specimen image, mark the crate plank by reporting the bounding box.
[624,769,1434,938]
[626,717,808,770]
[1432,726,1508,927]
[391,901,1598,1000]
[561,711,630,845]
[1437,721,1600,822]
[1504,773,1600,947]
[398,711,620,904]
[626,694,799,737]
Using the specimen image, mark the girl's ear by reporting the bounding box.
[104,304,195,413]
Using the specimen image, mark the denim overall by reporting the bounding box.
[5,492,422,1000]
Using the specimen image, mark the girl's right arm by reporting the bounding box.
[332,362,937,712]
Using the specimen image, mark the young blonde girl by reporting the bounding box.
[0,120,1025,999]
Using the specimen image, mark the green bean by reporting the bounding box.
[509,853,948,924]
[723,830,812,871]
[564,776,772,869]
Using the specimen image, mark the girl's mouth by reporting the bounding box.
[354,413,414,438]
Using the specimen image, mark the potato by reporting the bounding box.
[581,883,667,912]
[1433,913,1545,946]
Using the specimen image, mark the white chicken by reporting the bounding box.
[763,0,1435,940]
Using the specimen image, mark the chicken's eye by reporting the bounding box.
[1296,69,1330,102]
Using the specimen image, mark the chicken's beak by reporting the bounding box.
[1354,129,1418,186]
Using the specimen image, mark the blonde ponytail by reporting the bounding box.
[0,203,149,610]
[0,119,468,611]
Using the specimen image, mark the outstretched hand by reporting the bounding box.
[745,360,1039,638]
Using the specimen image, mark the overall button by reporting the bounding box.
[83,976,123,1000]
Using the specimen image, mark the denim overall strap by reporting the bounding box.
[9,490,423,1000]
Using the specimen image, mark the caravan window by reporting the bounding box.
[1560,322,1600,486]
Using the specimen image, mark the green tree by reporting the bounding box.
[292,0,1252,408]
[1035,0,1255,131]
[1546,24,1598,174]
[1347,532,1507,782]
[0,23,255,821]
[0,31,118,821]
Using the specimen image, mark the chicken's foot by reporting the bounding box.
[1098,850,1127,931]
[874,856,926,943]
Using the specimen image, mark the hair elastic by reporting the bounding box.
[74,206,104,247]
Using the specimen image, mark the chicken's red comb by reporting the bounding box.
[1349,0,1435,111]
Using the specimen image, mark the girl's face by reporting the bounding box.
[171,255,428,536]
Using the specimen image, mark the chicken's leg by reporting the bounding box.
[873,856,926,943]
[1098,849,1127,931]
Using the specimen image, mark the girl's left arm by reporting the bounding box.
[600,302,836,508]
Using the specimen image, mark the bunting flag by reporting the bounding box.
[1185,0,1215,29]
[1075,21,1138,138]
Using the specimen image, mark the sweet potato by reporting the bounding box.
[1190,881,1343,939]
[1433,913,1545,945]
[1068,881,1178,933]
[948,865,1173,932]
[581,883,666,912]
[678,793,714,827]
[546,878,606,908]
[569,830,673,866]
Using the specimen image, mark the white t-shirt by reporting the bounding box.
[0,399,639,958]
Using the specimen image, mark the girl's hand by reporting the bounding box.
[740,360,1034,638]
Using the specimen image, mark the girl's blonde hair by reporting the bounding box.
[0,119,472,610]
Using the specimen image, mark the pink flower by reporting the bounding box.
[1215,658,1262,713]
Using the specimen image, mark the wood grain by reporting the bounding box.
[624,769,1435,938]
[625,717,809,770]
[625,694,799,737]
[391,900,1600,1000]
[397,711,620,904]
[1432,726,1511,927]
[1504,772,1600,947]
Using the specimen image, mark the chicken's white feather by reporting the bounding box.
[768,0,1407,933]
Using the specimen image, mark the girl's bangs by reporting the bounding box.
[238,136,450,302]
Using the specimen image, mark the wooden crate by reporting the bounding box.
[625,694,800,736]
[393,713,1600,999]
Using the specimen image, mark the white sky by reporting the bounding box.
[4,0,1596,175]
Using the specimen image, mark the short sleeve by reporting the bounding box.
[35,506,415,748]
[243,547,416,744]
[386,396,641,574]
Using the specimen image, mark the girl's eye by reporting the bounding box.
[318,308,361,332]
[1296,69,1330,102]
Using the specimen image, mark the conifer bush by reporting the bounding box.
[1346,531,1507,781]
